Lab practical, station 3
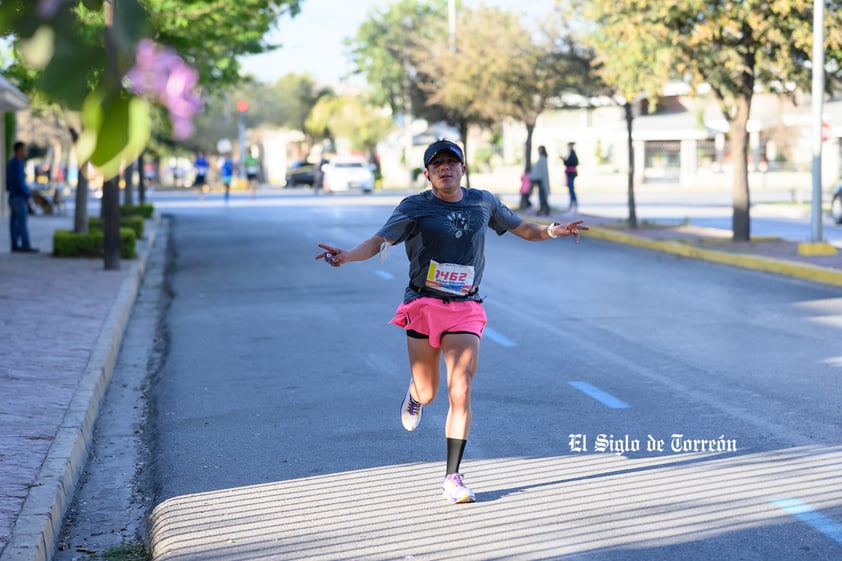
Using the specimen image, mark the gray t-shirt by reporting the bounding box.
[376,187,523,302]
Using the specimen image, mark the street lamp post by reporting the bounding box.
[448,0,456,53]
[237,100,248,180]
[811,0,824,243]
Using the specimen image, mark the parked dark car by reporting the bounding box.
[284,161,316,187]
[832,182,842,224]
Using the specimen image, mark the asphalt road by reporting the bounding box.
[142,192,842,561]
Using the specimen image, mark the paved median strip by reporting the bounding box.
[569,381,630,409]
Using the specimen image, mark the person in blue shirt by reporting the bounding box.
[219,155,234,202]
[193,151,209,199]
[6,141,39,253]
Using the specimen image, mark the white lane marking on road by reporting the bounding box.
[771,498,842,544]
[484,327,517,347]
[375,270,395,280]
[486,297,817,446]
[569,381,630,409]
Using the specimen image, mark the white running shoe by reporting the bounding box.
[442,473,476,504]
[400,383,423,432]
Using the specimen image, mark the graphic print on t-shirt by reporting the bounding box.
[446,211,470,239]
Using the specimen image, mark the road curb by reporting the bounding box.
[0,216,161,561]
[587,225,842,288]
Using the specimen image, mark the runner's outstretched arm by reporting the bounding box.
[511,219,588,243]
[316,234,390,267]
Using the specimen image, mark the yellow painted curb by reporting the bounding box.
[587,226,842,288]
[797,242,838,256]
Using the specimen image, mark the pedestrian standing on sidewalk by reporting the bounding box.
[518,166,532,210]
[315,139,587,504]
[6,141,39,253]
[530,145,551,216]
[561,142,579,212]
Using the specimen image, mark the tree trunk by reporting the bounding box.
[625,101,638,229]
[730,97,752,242]
[74,166,89,233]
[123,161,134,206]
[523,121,535,172]
[137,153,146,205]
[102,177,121,270]
[68,127,89,234]
[102,0,121,270]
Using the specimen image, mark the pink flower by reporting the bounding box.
[125,39,202,140]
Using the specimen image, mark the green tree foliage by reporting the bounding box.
[305,94,343,148]
[349,1,590,188]
[267,73,332,133]
[498,7,596,172]
[345,0,450,124]
[188,73,330,154]
[0,0,304,165]
[145,0,301,89]
[306,93,393,157]
[579,0,842,241]
[576,0,673,229]
[418,5,576,186]
[416,5,519,185]
[2,1,150,176]
[2,0,302,268]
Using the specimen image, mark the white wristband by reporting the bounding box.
[547,222,560,239]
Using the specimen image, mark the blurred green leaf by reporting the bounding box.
[89,94,151,177]
[18,25,54,70]
[0,1,38,37]
[78,91,151,178]
[37,34,104,110]
[77,90,106,163]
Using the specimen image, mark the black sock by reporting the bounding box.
[446,438,467,475]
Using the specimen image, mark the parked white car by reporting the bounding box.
[322,157,375,193]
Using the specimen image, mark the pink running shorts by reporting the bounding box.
[389,297,487,348]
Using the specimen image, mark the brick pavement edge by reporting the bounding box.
[0,216,161,561]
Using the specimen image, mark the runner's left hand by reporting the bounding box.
[560,220,588,243]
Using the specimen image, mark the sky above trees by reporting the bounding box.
[239,0,555,85]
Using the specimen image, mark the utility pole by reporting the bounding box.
[810,0,825,243]
[237,100,248,180]
[448,0,456,53]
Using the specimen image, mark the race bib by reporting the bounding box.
[425,261,475,296]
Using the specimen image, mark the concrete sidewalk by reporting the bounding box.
[1,200,841,561]
[0,210,161,561]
